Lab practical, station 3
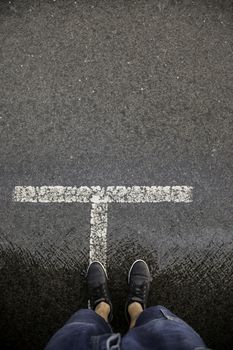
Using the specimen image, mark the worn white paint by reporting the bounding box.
[90,203,108,266]
[13,186,193,265]
[13,186,193,203]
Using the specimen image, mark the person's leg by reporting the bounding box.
[122,305,208,350]
[129,304,177,327]
[95,301,111,323]
[128,302,143,328]
[133,304,187,326]
[45,261,113,350]
[122,260,208,350]
[124,259,152,329]
[45,307,112,350]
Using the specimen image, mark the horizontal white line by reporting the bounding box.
[13,186,193,203]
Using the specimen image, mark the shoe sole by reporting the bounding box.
[128,259,150,284]
[86,260,108,279]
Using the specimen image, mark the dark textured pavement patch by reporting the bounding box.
[0,0,233,349]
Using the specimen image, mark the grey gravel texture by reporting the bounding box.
[0,0,233,349]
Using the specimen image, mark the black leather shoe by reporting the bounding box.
[125,259,152,323]
[87,261,113,322]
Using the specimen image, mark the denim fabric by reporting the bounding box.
[121,306,208,350]
[45,309,113,350]
[45,306,208,350]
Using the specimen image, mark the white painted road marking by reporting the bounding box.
[13,186,193,266]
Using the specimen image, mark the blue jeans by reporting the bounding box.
[45,305,208,350]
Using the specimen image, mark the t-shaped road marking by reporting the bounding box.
[13,186,193,266]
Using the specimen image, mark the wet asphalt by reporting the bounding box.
[0,0,233,349]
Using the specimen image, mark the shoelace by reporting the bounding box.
[131,281,147,299]
[90,283,107,303]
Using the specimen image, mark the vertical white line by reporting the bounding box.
[89,203,108,267]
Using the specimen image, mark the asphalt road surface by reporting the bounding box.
[0,0,233,349]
